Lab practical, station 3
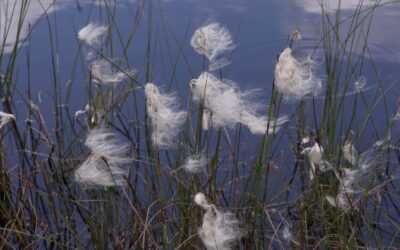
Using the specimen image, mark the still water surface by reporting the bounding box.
[2,0,400,203]
[1,0,400,247]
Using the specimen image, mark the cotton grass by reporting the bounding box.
[342,140,358,165]
[78,23,108,59]
[78,23,107,48]
[74,129,131,187]
[282,224,299,246]
[91,59,135,84]
[191,22,235,70]
[326,147,383,210]
[275,48,321,101]
[194,192,242,250]
[181,154,207,173]
[144,83,187,148]
[190,72,288,134]
[0,111,15,129]
[301,142,324,181]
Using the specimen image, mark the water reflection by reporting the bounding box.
[2,0,400,65]
[295,0,394,13]
[294,0,400,63]
[1,0,65,53]
[0,0,136,54]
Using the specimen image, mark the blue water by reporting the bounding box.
[1,0,400,247]
[3,0,399,122]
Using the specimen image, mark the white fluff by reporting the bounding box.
[208,57,232,71]
[191,22,235,62]
[393,104,400,121]
[182,154,207,173]
[275,48,321,101]
[195,192,210,209]
[91,59,134,84]
[301,142,324,181]
[342,140,358,165]
[74,129,130,187]
[74,110,86,118]
[325,195,349,210]
[327,148,381,210]
[301,136,310,145]
[353,77,367,93]
[0,111,15,129]
[74,104,91,119]
[78,23,107,47]
[191,72,287,134]
[242,111,288,135]
[195,192,242,250]
[202,108,212,131]
[282,225,300,246]
[144,83,187,148]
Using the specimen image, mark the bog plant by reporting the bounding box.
[0,0,399,249]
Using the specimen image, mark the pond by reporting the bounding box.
[1,0,400,248]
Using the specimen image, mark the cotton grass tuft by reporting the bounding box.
[191,22,235,62]
[301,142,324,181]
[181,154,208,173]
[74,104,91,119]
[78,23,107,48]
[144,83,187,148]
[282,224,299,246]
[191,72,287,134]
[194,192,242,250]
[275,48,321,101]
[91,59,135,84]
[191,22,235,71]
[194,192,210,209]
[0,111,15,129]
[342,140,358,165]
[353,77,367,93]
[74,129,131,187]
[326,148,383,210]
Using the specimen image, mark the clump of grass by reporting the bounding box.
[0,0,399,249]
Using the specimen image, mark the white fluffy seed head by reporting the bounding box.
[301,142,324,180]
[275,48,321,101]
[78,23,107,47]
[242,111,288,135]
[353,77,366,93]
[75,104,92,119]
[202,108,212,130]
[74,110,86,118]
[208,57,232,71]
[325,195,349,210]
[74,129,131,187]
[191,22,235,62]
[195,192,210,209]
[90,59,135,84]
[144,83,187,148]
[182,154,207,173]
[199,205,242,250]
[302,142,323,165]
[342,140,358,165]
[0,111,15,129]
[191,72,287,134]
[282,224,300,245]
[74,155,127,187]
[301,136,310,145]
[393,104,400,121]
[326,148,383,210]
